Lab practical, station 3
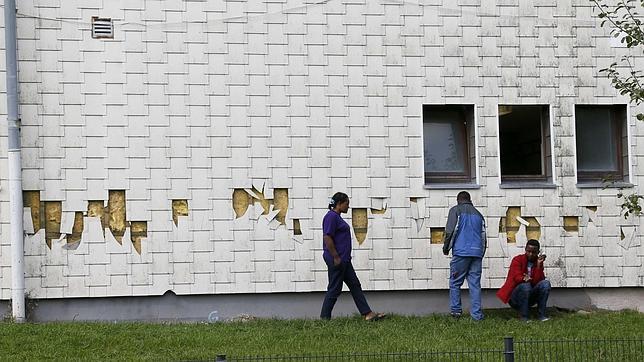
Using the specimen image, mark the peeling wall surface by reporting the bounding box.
[0,1,643,300]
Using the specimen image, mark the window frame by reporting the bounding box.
[422,105,475,185]
[575,105,626,183]
[498,105,552,183]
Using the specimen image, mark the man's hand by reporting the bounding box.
[333,255,341,266]
[522,273,531,282]
[537,254,546,267]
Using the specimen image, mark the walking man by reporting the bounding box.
[443,191,487,321]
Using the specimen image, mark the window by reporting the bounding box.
[423,105,476,184]
[498,105,553,184]
[575,105,628,183]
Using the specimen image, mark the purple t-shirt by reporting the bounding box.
[322,210,352,263]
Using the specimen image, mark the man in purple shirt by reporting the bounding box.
[320,192,385,321]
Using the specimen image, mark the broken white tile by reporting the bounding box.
[252,179,266,194]
[251,202,264,221]
[263,186,274,199]
[244,188,261,200]
[82,217,105,243]
[172,215,191,241]
[515,216,529,247]
[23,208,34,234]
[292,234,304,244]
[416,198,426,219]
[618,226,636,250]
[410,199,419,220]
[59,211,75,235]
[371,198,385,210]
[105,228,122,250]
[269,218,281,230]
[414,218,423,234]
[265,207,280,222]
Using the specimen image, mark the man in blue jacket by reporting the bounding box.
[443,191,487,321]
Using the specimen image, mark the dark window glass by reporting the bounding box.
[575,105,625,182]
[499,105,550,182]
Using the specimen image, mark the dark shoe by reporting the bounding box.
[450,312,462,319]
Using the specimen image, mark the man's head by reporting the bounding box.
[525,239,540,262]
[456,191,471,204]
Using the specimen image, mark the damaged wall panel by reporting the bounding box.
[251,186,271,215]
[88,200,108,231]
[23,190,40,233]
[371,206,387,215]
[563,216,579,232]
[233,189,252,218]
[109,190,127,242]
[130,221,147,254]
[293,219,302,236]
[24,190,41,229]
[352,208,368,245]
[232,187,290,225]
[273,188,288,225]
[525,217,541,241]
[172,199,189,226]
[67,211,84,244]
[44,201,62,248]
[500,207,541,243]
[430,227,445,244]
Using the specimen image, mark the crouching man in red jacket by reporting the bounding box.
[496,239,551,321]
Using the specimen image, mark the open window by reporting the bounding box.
[575,105,629,184]
[423,105,476,185]
[498,105,553,185]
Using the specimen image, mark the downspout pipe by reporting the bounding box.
[4,0,25,322]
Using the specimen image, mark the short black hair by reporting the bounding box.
[526,239,540,249]
[328,192,349,210]
[457,191,471,203]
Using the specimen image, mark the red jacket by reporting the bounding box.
[496,254,545,304]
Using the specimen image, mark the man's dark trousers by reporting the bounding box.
[509,280,551,319]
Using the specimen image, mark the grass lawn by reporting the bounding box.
[0,309,642,360]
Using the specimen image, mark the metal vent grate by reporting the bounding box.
[91,17,113,39]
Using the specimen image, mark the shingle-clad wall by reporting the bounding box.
[0,0,643,300]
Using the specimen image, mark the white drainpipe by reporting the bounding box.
[4,0,26,322]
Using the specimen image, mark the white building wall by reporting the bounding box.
[0,0,643,299]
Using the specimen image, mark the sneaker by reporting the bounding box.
[539,317,550,322]
[450,312,462,319]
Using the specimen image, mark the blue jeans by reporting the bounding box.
[320,260,372,319]
[449,256,483,320]
[509,280,551,319]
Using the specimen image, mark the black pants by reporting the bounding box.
[320,260,372,319]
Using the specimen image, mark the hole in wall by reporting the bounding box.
[130,221,147,254]
[430,227,445,244]
[352,208,368,245]
[109,190,127,243]
[44,201,62,248]
[172,199,189,227]
[563,216,579,232]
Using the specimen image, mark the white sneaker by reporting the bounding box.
[539,317,550,322]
